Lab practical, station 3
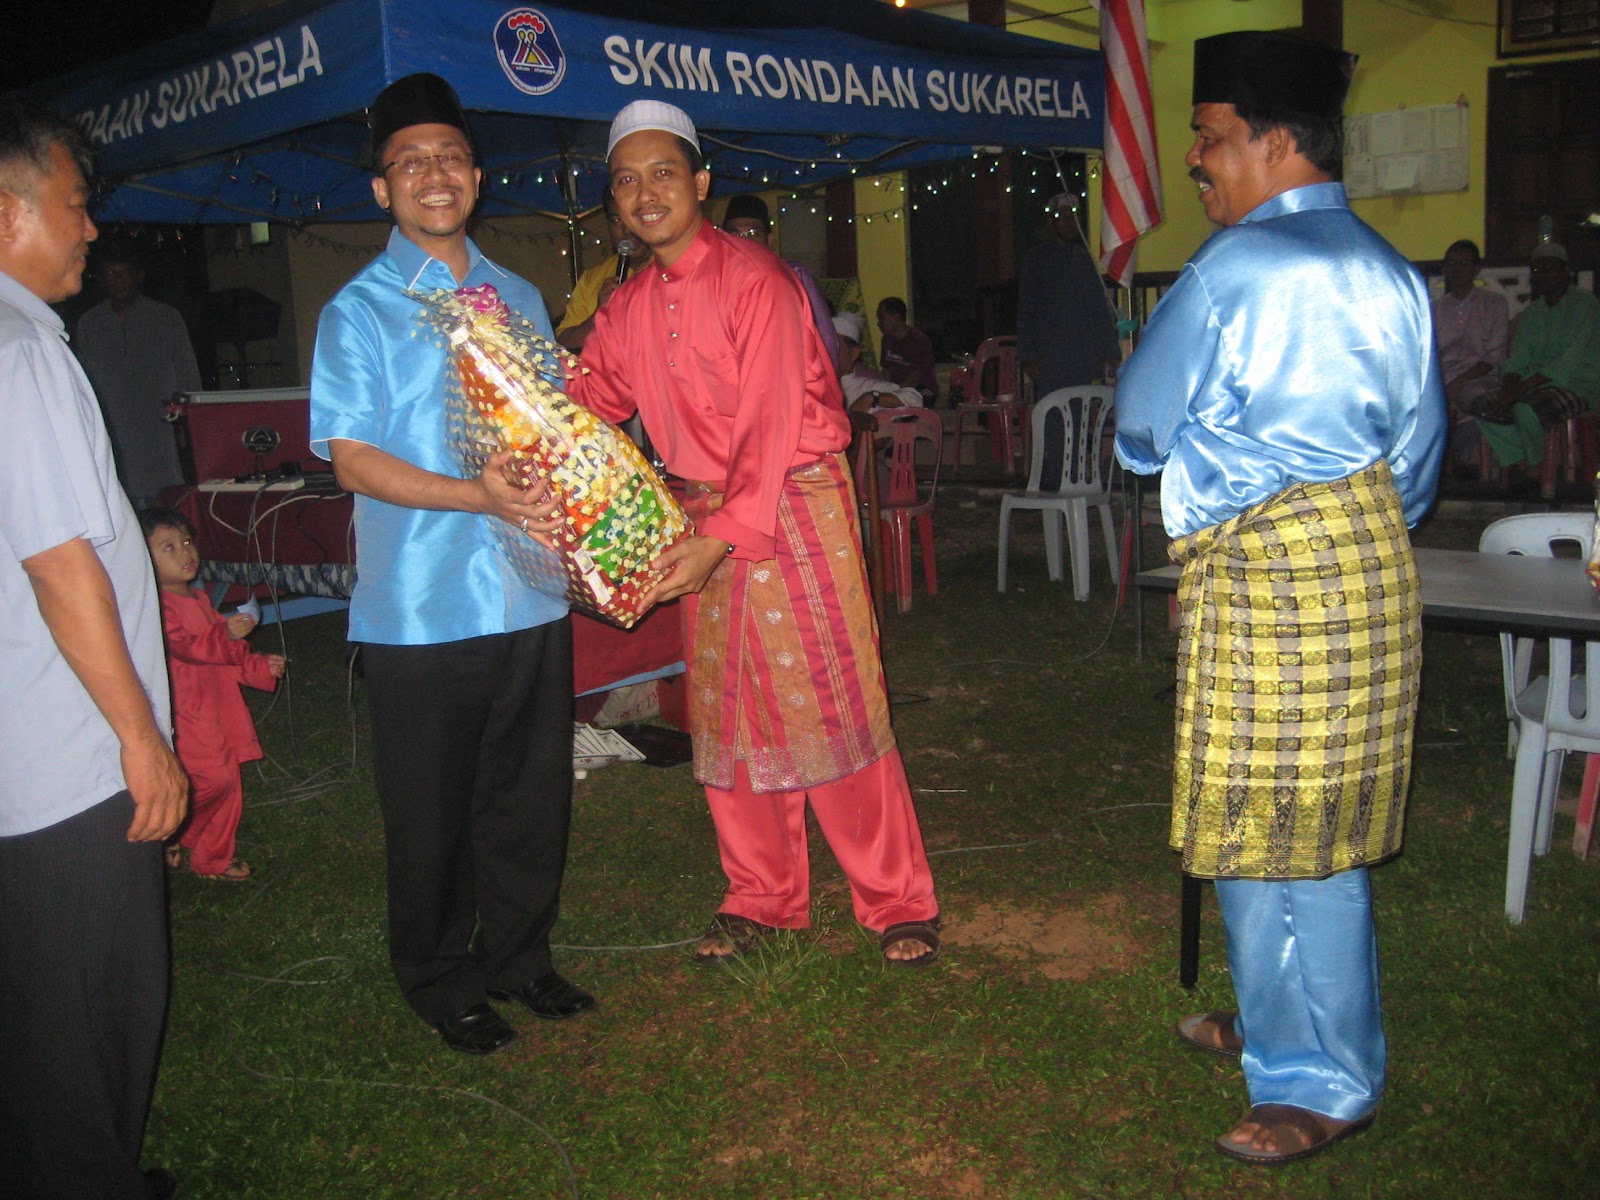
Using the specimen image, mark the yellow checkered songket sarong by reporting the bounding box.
[1168,461,1421,880]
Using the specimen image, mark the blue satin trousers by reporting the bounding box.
[1214,868,1385,1121]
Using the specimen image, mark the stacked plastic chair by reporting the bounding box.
[1479,512,1598,921]
[997,387,1117,601]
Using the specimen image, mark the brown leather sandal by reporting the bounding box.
[195,860,253,882]
[1215,1103,1375,1166]
[880,918,941,967]
[1177,1010,1244,1060]
[692,912,777,965]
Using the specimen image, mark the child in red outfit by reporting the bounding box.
[141,509,286,880]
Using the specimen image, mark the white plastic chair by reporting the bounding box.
[997,387,1116,600]
[1479,512,1594,755]
[1479,512,1595,922]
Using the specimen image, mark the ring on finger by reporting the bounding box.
[519,516,529,532]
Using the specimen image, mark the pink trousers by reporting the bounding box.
[705,748,938,932]
[179,758,244,874]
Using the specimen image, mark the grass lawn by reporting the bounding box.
[147,491,1599,1199]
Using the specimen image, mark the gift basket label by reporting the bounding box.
[418,283,687,628]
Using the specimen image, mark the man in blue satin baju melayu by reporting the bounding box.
[1115,32,1445,1165]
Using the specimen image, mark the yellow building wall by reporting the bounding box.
[854,173,911,322]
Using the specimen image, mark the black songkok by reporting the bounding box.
[368,73,472,166]
[1192,32,1355,119]
[721,194,772,231]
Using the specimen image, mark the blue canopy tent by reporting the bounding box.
[21,0,1103,230]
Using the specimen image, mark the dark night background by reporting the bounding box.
[5,2,216,89]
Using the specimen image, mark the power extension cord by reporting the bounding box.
[197,477,306,494]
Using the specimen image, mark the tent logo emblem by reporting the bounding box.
[495,8,566,96]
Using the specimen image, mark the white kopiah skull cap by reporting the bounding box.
[607,100,700,159]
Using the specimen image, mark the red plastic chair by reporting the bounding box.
[1541,411,1599,500]
[875,409,943,612]
[953,336,1028,471]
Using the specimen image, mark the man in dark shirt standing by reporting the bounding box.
[1017,193,1122,394]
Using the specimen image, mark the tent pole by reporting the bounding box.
[562,153,582,290]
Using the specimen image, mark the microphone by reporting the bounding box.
[615,237,638,283]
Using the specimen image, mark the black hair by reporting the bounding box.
[878,296,908,320]
[0,98,93,194]
[1446,239,1481,262]
[139,507,194,541]
[677,136,705,175]
[94,238,141,271]
[1234,105,1343,178]
[721,193,771,232]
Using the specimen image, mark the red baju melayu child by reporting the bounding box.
[160,588,278,875]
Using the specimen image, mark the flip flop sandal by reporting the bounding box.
[1215,1103,1375,1166]
[880,918,941,967]
[1177,1010,1244,1060]
[195,860,253,882]
[692,913,777,966]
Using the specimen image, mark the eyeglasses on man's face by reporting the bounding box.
[383,152,472,176]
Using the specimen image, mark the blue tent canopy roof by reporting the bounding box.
[21,0,1103,224]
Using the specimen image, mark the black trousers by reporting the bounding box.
[362,620,575,1023]
[0,791,169,1200]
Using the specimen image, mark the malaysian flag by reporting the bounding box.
[1096,0,1163,288]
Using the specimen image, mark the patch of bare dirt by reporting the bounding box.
[942,896,1147,980]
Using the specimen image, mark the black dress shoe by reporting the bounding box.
[145,1168,180,1199]
[488,972,596,1021]
[429,1002,519,1054]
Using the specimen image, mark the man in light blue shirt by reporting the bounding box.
[0,99,187,1199]
[1116,32,1443,1167]
[310,73,592,1056]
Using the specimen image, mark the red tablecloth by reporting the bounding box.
[163,484,683,696]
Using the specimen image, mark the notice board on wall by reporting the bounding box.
[1344,103,1469,199]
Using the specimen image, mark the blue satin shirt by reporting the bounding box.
[1115,183,1445,537]
[310,229,567,645]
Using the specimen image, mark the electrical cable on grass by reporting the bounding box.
[211,719,1160,1193]
[221,956,581,1200]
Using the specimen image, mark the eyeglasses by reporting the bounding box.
[1530,260,1564,273]
[733,227,766,239]
[383,152,471,176]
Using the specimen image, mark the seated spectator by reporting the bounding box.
[1432,239,1508,464]
[720,194,839,370]
[832,313,924,413]
[1478,243,1600,469]
[876,296,938,402]
[556,189,653,352]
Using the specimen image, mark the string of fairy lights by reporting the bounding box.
[770,150,1096,226]
[93,144,1099,256]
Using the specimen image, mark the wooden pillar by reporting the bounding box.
[1300,0,1342,45]
[970,0,1013,340]
[974,155,1015,337]
[825,177,857,278]
[967,0,1004,28]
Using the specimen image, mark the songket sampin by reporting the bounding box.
[419,283,687,627]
